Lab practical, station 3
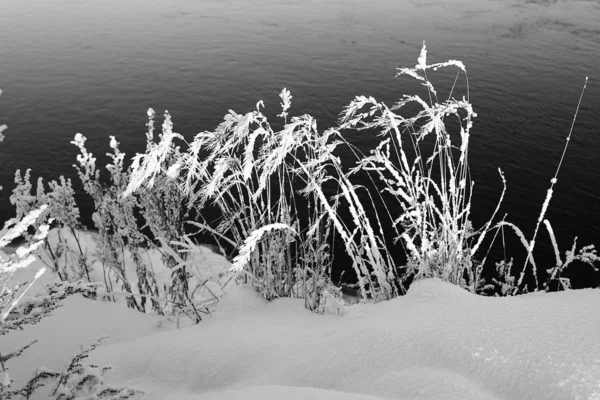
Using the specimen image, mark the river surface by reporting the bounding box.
[1,0,599,288]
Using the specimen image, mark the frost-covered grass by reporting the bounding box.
[1,43,599,398]
[121,42,596,299]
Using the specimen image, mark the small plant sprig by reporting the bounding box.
[0,280,110,395]
[0,340,38,391]
[1,337,144,399]
[541,220,599,291]
[1,279,108,336]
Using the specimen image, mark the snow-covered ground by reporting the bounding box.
[1,229,599,400]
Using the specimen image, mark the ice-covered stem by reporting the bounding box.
[230,223,298,274]
[513,77,588,295]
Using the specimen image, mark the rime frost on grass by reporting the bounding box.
[1,43,598,400]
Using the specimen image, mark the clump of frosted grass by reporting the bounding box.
[331,41,499,293]
[122,42,598,302]
[124,97,339,305]
[127,44,489,301]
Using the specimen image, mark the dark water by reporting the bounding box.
[1,0,599,289]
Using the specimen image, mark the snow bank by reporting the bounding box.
[2,229,599,400]
[86,279,599,400]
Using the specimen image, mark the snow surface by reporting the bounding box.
[1,229,600,400]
